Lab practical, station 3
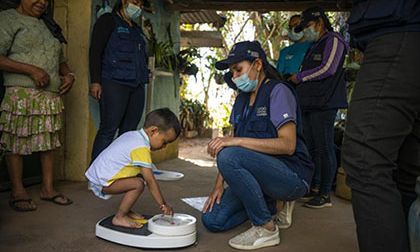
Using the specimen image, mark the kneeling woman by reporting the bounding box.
[202,41,314,250]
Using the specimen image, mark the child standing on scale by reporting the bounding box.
[85,108,181,228]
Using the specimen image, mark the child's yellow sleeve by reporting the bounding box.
[130,147,152,168]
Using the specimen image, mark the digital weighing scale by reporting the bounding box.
[95,213,197,249]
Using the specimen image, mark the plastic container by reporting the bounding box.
[147,213,196,236]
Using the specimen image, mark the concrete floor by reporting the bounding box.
[0,140,359,252]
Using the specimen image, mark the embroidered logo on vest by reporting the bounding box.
[117,26,130,33]
[313,54,322,61]
[256,106,268,117]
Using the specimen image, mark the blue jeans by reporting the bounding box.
[91,79,145,161]
[202,147,308,232]
[302,109,338,194]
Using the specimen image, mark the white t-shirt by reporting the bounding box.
[85,129,153,187]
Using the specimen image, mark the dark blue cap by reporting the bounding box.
[295,6,326,33]
[215,41,268,70]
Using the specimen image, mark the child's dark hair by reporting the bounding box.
[144,108,181,137]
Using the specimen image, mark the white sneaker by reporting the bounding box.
[275,201,295,229]
[228,225,280,250]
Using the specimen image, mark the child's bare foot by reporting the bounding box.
[112,215,143,228]
[128,211,145,220]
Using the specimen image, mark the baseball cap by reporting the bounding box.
[215,41,268,70]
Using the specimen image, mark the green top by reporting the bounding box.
[0,9,66,93]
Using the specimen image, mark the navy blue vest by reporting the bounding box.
[348,0,420,51]
[101,13,148,87]
[296,32,347,111]
[232,79,314,184]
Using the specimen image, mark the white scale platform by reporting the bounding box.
[96,213,197,249]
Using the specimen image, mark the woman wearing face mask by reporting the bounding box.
[201,41,314,250]
[276,15,312,79]
[89,0,148,161]
[288,7,348,209]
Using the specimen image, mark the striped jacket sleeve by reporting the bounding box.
[296,35,345,83]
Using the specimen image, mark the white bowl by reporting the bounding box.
[147,213,196,236]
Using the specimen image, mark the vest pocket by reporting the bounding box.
[117,32,135,53]
[111,65,136,82]
[248,120,268,132]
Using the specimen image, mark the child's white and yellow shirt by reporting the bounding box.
[85,129,152,188]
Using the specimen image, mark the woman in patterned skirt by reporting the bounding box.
[0,0,74,211]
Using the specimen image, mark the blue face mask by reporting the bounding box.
[232,63,259,93]
[303,26,319,41]
[288,28,304,42]
[124,3,142,21]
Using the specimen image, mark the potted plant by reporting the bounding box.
[180,99,212,138]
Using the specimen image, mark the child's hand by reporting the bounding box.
[160,203,173,216]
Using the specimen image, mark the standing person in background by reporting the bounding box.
[275,14,312,229]
[0,0,74,211]
[289,6,348,209]
[342,1,420,251]
[276,15,312,80]
[89,0,149,161]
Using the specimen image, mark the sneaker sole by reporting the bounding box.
[229,237,280,250]
[277,223,292,229]
[299,196,315,202]
[304,203,333,209]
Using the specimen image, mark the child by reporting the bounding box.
[85,108,181,228]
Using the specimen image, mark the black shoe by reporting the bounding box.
[304,194,332,209]
[300,189,319,201]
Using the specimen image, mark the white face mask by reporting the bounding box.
[288,27,304,42]
[232,62,260,93]
[124,3,142,21]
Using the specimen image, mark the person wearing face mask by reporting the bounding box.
[288,6,349,209]
[89,0,148,161]
[201,41,314,250]
[276,15,312,79]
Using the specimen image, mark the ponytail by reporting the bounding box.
[113,0,123,13]
[320,15,333,32]
[263,62,284,81]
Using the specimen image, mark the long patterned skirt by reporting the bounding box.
[0,87,64,155]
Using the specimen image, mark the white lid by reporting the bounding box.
[147,213,196,236]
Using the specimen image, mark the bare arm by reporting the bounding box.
[141,168,173,215]
[59,62,72,76]
[0,55,49,87]
[236,122,296,155]
[202,172,225,213]
[58,62,74,95]
[0,55,36,76]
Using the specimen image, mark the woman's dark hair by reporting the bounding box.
[248,58,284,82]
[263,61,284,81]
[319,14,333,32]
[144,108,182,138]
[289,14,301,22]
[113,0,123,12]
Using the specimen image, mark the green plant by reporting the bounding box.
[180,99,212,134]
[178,47,200,76]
